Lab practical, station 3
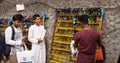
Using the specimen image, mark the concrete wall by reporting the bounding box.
[0,0,120,63]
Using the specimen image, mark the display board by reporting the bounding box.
[49,8,104,63]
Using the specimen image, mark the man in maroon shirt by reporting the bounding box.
[74,15,101,63]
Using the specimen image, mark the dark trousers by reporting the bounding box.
[0,33,4,61]
[0,46,3,61]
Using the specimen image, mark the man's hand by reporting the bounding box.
[38,38,42,43]
[20,42,25,46]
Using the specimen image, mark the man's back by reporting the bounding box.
[74,29,101,58]
[74,14,102,63]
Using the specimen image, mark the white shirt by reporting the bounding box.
[5,26,24,55]
[28,24,46,63]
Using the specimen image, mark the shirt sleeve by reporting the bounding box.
[28,26,38,44]
[74,32,79,48]
[5,27,22,45]
[40,26,46,40]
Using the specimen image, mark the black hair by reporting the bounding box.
[33,14,40,20]
[78,15,89,24]
[12,14,24,22]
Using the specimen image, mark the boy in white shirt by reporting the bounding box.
[28,14,46,63]
[5,14,25,63]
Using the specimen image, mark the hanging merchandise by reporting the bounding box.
[43,13,49,20]
[101,9,105,21]
[72,18,77,25]
[42,13,49,26]
[9,18,13,25]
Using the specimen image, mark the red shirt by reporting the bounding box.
[74,29,101,63]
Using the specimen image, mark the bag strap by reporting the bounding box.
[24,45,28,51]
[10,26,15,40]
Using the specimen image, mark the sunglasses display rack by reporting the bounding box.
[49,8,104,63]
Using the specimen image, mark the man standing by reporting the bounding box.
[5,14,25,63]
[74,15,101,63]
[28,14,46,63]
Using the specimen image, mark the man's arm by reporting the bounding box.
[28,26,39,44]
[5,27,22,46]
[73,33,79,48]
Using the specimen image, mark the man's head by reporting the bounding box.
[12,14,24,28]
[33,14,42,25]
[78,15,89,27]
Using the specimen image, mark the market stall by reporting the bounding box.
[49,8,104,63]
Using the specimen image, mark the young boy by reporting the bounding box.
[5,14,25,63]
[74,15,101,63]
[28,14,46,63]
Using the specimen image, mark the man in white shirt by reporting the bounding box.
[5,14,25,63]
[28,14,46,63]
